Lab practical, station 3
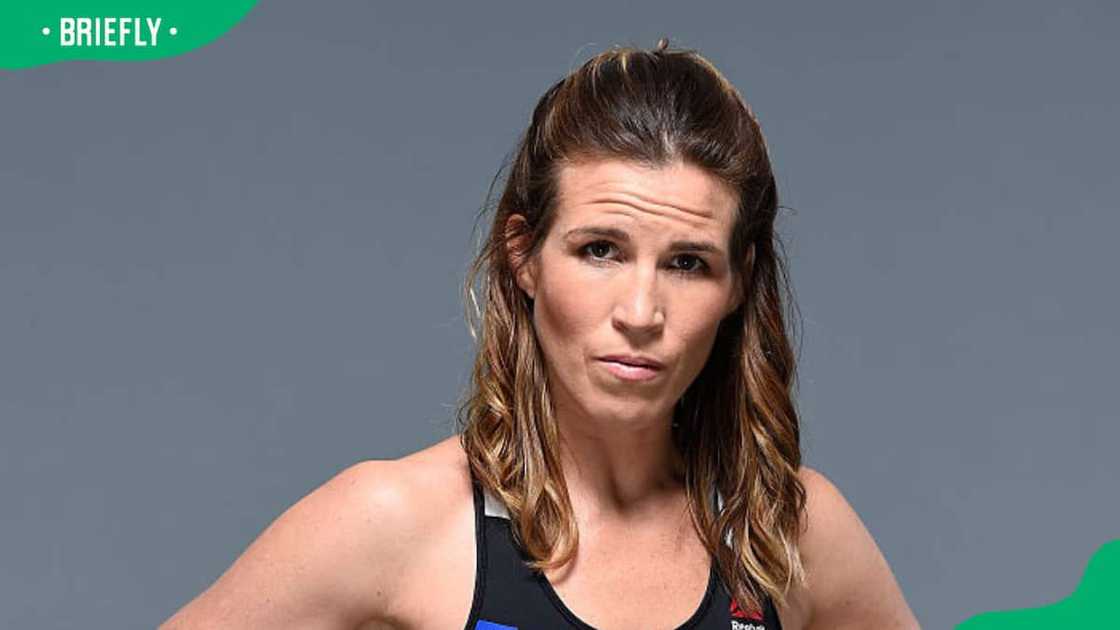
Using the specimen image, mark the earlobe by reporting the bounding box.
[504,213,536,300]
[728,295,743,318]
[727,276,744,317]
[517,259,537,301]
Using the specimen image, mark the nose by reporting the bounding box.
[611,263,665,339]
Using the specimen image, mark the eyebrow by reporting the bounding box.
[563,225,725,256]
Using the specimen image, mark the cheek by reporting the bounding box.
[532,260,604,359]
[679,321,718,360]
[672,296,730,370]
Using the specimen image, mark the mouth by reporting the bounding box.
[596,355,665,382]
[597,354,665,370]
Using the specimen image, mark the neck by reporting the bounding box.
[553,398,687,522]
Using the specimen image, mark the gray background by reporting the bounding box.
[2,1,1117,628]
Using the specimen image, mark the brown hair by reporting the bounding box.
[456,37,806,612]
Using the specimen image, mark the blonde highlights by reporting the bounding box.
[456,38,806,612]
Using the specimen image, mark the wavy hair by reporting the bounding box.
[456,38,806,612]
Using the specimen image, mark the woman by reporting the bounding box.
[161,40,919,629]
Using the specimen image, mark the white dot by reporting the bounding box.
[41,27,50,36]
[169,27,178,36]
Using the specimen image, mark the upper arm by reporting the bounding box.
[159,460,414,630]
[796,467,920,630]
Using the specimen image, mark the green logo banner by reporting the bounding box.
[957,539,1119,628]
[0,1,258,70]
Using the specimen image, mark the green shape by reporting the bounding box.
[957,539,1120,628]
[1,0,258,70]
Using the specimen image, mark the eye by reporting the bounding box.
[670,254,710,275]
[581,240,618,262]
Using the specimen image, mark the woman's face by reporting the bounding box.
[511,158,742,431]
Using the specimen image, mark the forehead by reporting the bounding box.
[552,158,739,234]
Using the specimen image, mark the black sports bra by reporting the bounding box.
[463,473,783,630]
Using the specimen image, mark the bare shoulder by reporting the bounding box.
[160,435,475,630]
[789,466,921,630]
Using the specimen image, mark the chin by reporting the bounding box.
[586,397,665,426]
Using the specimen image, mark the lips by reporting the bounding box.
[597,354,665,370]
[598,359,661,382]
[595,353,666,383]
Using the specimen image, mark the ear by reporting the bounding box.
[726,242,754,317]
[504,213,538,300]
[726,272,745,318]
